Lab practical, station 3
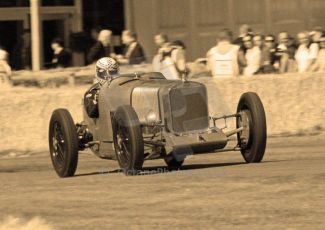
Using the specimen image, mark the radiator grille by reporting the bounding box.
[169,85,209,133]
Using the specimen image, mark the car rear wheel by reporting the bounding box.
[236,92,267,163]
[113,105,144,175]
[49,109,79,177]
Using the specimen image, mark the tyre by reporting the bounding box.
[236,92,267,163]
[49,109,79,177]
[112,105,144,175]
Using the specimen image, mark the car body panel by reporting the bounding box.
[83,72,228,159]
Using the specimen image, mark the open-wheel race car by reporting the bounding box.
[49,72,267,177]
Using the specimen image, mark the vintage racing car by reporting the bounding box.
[49,72,267,176]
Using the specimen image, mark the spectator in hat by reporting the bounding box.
[307,27,323,69]
[310,27,324,48]
[295,31,313,73]
[115,30,146,65]
[87,29,113,64]
[276,32,297,73]
[50,38,72,68]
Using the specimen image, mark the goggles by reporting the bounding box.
[96,67,118,80]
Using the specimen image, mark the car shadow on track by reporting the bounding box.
[74,161,254,177]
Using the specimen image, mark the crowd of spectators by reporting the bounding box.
[205,25,325,77]
[0,24,324,86]
[151,25,325,79]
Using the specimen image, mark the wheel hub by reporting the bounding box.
[239,110,250,147]
[52,137,58,156]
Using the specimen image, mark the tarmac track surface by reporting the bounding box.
[0,134,324,229]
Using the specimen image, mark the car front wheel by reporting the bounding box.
[112,105,144,175]
[236,92,267,163]
[49,108,79,177]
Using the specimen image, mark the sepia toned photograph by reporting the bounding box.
[0,0,324,229]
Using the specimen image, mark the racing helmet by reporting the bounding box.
[95,57,119,85]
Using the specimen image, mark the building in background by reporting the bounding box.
[125,0,325,61]
[0,0,82,70]
[0,0,324,69]
[0,0,124,70]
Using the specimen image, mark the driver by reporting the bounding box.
[84,57,119,118]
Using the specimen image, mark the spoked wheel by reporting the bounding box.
[113,105,144,175]
[237,92,267,163]
[49,109,79,177]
